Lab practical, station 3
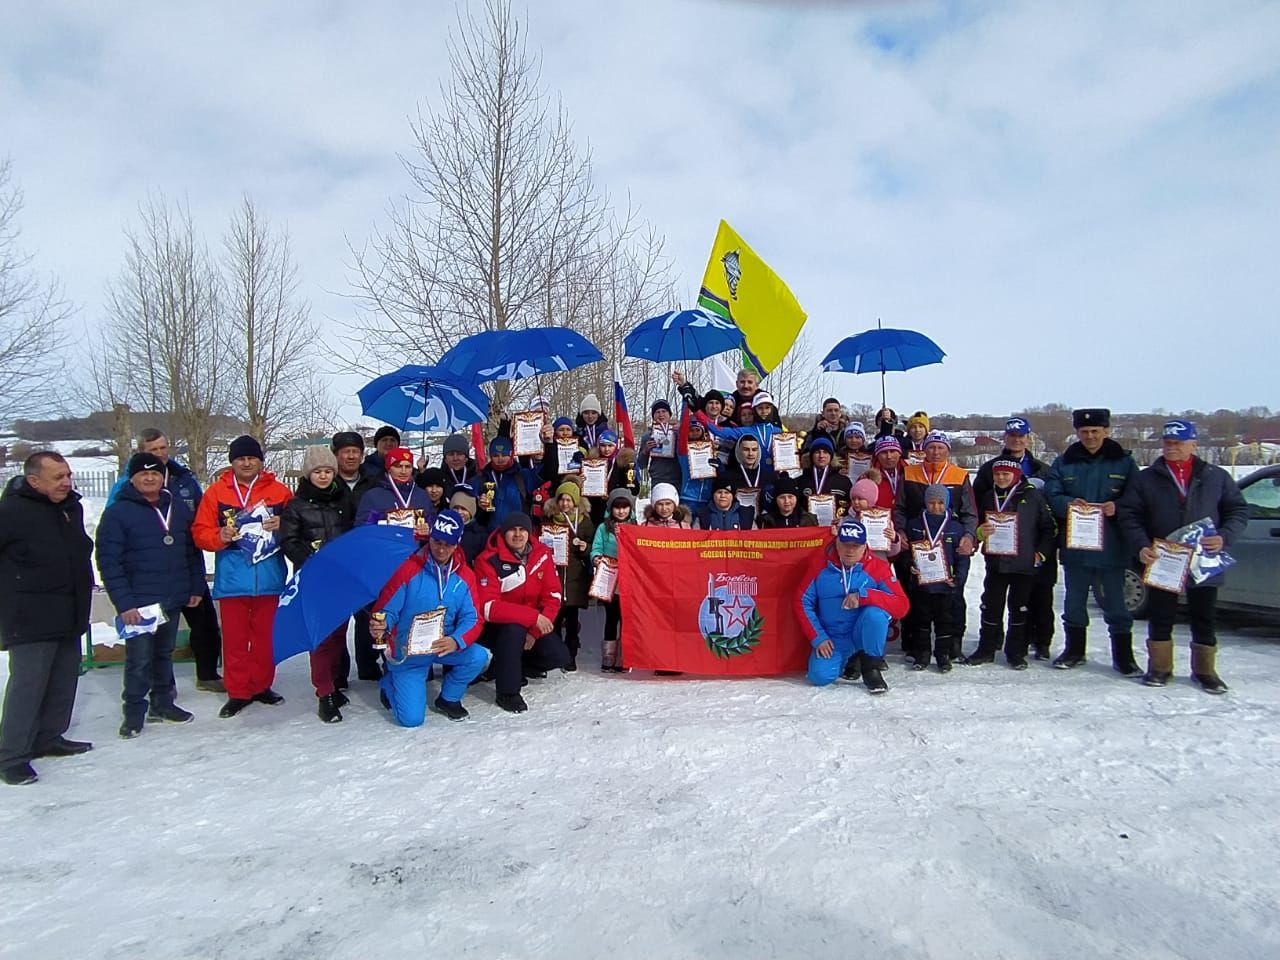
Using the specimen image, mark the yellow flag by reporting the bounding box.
[697,220,807,376]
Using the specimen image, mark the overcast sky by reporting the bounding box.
[3,0,1278,420]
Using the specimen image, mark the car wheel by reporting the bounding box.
[1123,567,1150,619]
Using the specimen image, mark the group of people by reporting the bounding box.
[0,370,1250,786]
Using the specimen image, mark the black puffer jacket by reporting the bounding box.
[0,479,94,647]
[281,478,357,568]
[1117,457,1249,560]
[975,479,1057,576]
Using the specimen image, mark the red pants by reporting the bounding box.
[219,596,278,699]
[309,626,347,697]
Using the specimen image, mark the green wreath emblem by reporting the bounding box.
[704,609,765,658]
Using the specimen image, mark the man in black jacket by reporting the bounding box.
[1117,419,1248,693]
[0,453,95,785]
[973,417,1058,659]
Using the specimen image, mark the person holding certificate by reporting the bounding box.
[902,485,965,672]
[471,436,544,533]
[964,459,1056,669]
[591,490,636,672]
[369,510,490,726]
[799,437,852,524]
[1117,419,1248,693]
[539,417,586,485]
[696,393,786,475]
[799,518,909,693]
[543,482,596,671]
[474,513,571,712]
[582,431,639,527]
[676,406,718,518]
[1044,408,1140,673]
[720,436,775,521]
[638,400,682,489]
[355,447,435,531]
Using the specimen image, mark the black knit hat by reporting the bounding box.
[772,473,799,497]
[1072,408,1110,429]
[228,435,264,462]
[704,389,725,405]
[331,431,364,453]
[127,452,165,477]
[498,512,533,535]
[711,476,736,494]
[419,467,449,489]
[373,425,401,445]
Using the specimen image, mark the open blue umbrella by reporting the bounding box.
[273,525,424,664]
[358,364,490,431]
[821,325,946,406]
[438,327,603,383]
[624,308,745,362]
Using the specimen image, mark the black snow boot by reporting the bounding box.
[252,688,285,705]
[218,698,253,718]
[861,657,889,695]
[842,652,863,681]
[496,692,528,713]
[1053,627,1087,669]
[935,652,953,673]
[1110,633,1141,676]
[332,690,350,709]
[1,762,38,786]
[317,695,343,723]
[962,645,996,666]
[1190,642,1228,695]
[1032,640,1051,661]
[434,696,469,721]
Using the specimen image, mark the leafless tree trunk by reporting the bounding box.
[765,332,821,421]
[88,195,232,481]
[346,0,672,427]
[0,158,72,425]
[223,195,327,444]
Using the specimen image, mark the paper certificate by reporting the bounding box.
[772,433,800,472]
[984,511,1019,557]
[581,459,609,497]
[381,508,417,529]
[1066,503,1105,551]
[115,603,169,640]
[1143,539,1193,594]
[589,558,618,601]
[912,542,951,586]
[540,524,570,567]
[736,487,760,513]
[556,439,580,475]
[406,609,445,657]
[847,453,873,476]
[514,411,545,457]
[809,494,836,528]
[861,507,892,552]
[687,441,717,480]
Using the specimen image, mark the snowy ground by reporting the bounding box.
[3,567,1280,959]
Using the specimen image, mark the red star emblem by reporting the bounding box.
[722,594,753,632]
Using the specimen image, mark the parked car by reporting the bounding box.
[1123,464,1280,618]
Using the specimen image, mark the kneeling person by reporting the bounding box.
[801,519,909,693]
[371,511,490,726]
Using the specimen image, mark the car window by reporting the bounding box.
[1241,476,1280,519]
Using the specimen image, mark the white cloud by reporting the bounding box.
[2,0,1277,423]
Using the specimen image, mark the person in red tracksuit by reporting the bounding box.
[473,512,570,713]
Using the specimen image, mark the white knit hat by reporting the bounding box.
[301,445,337,476]
[650,482,679,506]
[580,393,602,414]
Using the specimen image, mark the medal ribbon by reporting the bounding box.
[154,490,174,540]
[233,475,258,510]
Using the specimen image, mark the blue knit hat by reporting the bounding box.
[552,416,574,431]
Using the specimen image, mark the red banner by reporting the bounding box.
[617,526,832,675]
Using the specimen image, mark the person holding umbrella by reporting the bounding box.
[369,510,490,726]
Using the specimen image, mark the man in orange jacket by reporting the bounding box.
[192,436,293,718]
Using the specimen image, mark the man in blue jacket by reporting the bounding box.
[800,518,910,694]
[96,453,207,738]
[1117,419,1248,693]
[369,511,491,727]
[108,428,224,692]
[1044,409,1140,673]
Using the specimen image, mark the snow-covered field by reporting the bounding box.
[2,566,1279,960]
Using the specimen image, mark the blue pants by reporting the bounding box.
[122,610,181,725]
[807,606,891,687]
[381,643,491,728]
[1061,564,1133,635]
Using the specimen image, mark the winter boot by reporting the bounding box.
[195,678,226,693]
[252,688,285,705]
[434,696,469,721]
[1190,642,1228,695]
[33,737,93,758]
[962,644,996,666]
[1110,633,1141,676]
[1032,640,1051,661]
[218,698,252,718]
[861,657,889,694]
[317,694,343,723]
[1,762,38,786]
[842,652,863,681]
[1142,639,1174,687]
[496,692,529,713]
[332,690,350,709]
[148,703,194,724]
[935,652,953,673]
[118,721,143,740]
[1053,626,1087,669]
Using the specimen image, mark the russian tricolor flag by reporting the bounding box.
[613,361,635,450]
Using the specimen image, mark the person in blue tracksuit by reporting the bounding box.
[471,436,544,532]
[800,518,910,694]
[370,511,491,727]
[676,402,716,516]
[96,452,207,738]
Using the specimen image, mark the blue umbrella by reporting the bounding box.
[624,308,745,362]
[358,364,490,432]
[438,327,603,383]
[273,525,424,664]
[820,325,946,406]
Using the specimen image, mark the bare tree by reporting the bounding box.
[0,158,72,425]
[347,0,671,421]
[223,195,327,443]
[88,196,233,480]
[764,332,821,421]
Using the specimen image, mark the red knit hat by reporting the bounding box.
[385,447,414,469]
